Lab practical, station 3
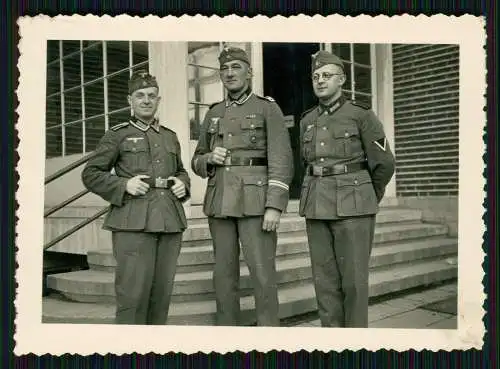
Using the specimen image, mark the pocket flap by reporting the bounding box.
[336,171,372,187]
[242,175,268,186]
[241,119,265,130]
[333,125,358,139]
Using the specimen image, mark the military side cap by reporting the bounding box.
[218,46,250,65]
[311,50,344,72]
[128,69,159,94]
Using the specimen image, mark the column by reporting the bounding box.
[375,44,397,200]
[148,42,192,216]
[250,42,264,96]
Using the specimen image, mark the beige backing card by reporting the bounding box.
[15,14,486,354]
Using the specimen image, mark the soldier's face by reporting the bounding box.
[220,60,252,93]
[312,64,345,100]
[128,87,161,121]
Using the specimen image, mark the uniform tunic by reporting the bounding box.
[82,118,190,233]
[299,96,395,219]
[192,92,294,217]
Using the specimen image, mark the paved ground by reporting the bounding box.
[291,280,457,329]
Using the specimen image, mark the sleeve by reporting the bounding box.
[358,109,396,202]
[81,130,128,207]
[191,110,216,179]
[174,135,191,203]
[264,101,295,212]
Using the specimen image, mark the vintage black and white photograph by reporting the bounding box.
[15,15,485,354]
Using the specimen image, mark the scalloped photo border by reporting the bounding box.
[14,14,486,355]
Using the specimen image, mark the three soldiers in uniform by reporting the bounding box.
[83,46,394,328]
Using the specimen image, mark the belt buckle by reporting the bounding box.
[155,177,168,188]
[223,156,232,166]
[312,165,323,176]
[343,164,348,173]
[248,158,253,166]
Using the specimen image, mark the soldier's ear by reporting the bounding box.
[339,72,347,87]
[247,65,253,79]
[127,95,132,106]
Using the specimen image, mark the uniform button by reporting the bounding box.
[320,158,325,162]
[228,133,232,137]
[250,124,255,128]
[160,191,165,196]
[132,148,137,152]
[322,126,327,130]
[257,180,262,185]
[251,136,257,142]
[156,159,161,163]
[227,149,231,154]
[320,142,325,146]
[225,167,230,171]
[154,144,159,147]
[344,132,349,137]
[354,179,358,185]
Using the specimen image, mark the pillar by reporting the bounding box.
[375,44,397,200]
[148,42,192,216]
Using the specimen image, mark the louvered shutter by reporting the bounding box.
[392,44,460,197]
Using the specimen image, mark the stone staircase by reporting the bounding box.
[42,203,458,325]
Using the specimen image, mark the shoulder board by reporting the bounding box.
[300,106,317,120]
[160,125,177,135]
[256,95,275,103]
[110,122,129,131]
[209,100,224,109]
[350,100,370,110]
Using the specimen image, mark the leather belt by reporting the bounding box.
[308,162,368,177]
[223,156,267,166]
[143,177,175,189]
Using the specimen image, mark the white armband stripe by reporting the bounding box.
[268,180,289,191]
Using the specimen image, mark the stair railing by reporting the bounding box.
[43,151,110,250]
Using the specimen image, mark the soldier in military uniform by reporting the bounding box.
[81,70,191,325]
[191,46,294,326]
[299,51,396,327]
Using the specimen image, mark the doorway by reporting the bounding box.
[263,43,320,199]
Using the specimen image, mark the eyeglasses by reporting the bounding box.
[312,72,343,82]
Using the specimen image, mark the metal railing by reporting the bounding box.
[43,151,110,250]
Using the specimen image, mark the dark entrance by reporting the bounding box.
[263,43,319,199]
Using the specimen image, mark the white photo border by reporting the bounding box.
[15,14,486,355]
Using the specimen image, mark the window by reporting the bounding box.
[45,40,149,158]
[328,43,374,108]
[187,42,252,140]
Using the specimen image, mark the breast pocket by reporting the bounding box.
[120,139,150,171]
[241,118,266,149]
[333,125,361,157]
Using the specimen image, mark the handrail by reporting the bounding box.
[45,151,97,185]
[44,189,91,218]
[44,150,106,252]
[44,207,110,250]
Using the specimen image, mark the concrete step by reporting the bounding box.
[48,237,457,304]
[87,222,450,272]
[42,256,458,325]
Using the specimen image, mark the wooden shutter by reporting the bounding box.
[392,44,459,197]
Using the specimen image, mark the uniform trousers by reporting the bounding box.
[305,215,376,327]
[208,216,279,326]
[112,231,182,325]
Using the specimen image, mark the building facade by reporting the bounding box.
[44,41,459,222]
